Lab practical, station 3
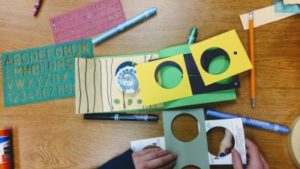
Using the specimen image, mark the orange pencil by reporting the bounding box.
[249,12,256,108]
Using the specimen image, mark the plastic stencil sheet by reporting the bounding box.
[50,0,126,43]
[2,39,94,106]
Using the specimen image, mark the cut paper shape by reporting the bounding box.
[50,0,126,43]
[75,53,162,114]
[239,5,295,30]
[158,44,237,109]
[190,30,252,86]
[205,118,246,165]
[162,108,210,169]
[136,55,193,106]
[274,0,300,13]
[136,30,247,106]
[2,39,94,106]
[284,0,300,4]
[130,119,246,165]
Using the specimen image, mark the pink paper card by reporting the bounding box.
[50,0,126,43]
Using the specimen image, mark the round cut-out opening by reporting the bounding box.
[155,61,183,89]
[171,114,199,142]
[201,47,232,84]
[182,165,200,169]
[206,127,235,158]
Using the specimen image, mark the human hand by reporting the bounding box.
[132,147,177,169]
[232,138,269,169]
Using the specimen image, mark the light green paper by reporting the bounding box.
[158,44,236,109]
[163,108,210,169]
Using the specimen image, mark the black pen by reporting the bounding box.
[84,113,159,122]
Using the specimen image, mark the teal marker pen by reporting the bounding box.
[92,7,157,45]
[186,27,198,44]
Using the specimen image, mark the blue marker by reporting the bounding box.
[92,7,157,45]
[205,109,290,134]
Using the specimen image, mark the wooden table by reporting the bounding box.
[0,0,299,169]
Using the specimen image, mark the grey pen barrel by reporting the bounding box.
[92,7,157,45]
[84,113,159,121]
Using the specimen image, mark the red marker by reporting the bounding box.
[33,0,43,17]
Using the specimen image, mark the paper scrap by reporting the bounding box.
[275,0,300,13]
[239,5,295,30]
[283,0,300,4]
[2,39,93,106]
[50,0,126,43]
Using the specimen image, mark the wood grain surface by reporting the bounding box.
[0,0,299,169]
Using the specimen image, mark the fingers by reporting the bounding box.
[132,148,177,169]
[134,147,161,157]
[245,139,262,162]
[245,138,269,169]
[146,151,177,169]
[260,154,269,169]
[231,149,244,169]
[142,149,173,161]
[157,159,176,169]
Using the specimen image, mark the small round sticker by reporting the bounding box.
[115,66,139,93]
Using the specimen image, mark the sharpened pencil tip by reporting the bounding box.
[249,11,254,20]
[251,99,256,108]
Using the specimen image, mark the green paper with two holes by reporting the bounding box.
[163,108,210,169]
[158,44,236,109]
[2,39,94,106]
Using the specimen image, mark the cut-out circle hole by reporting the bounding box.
[171,114,199,142]
[201,47,232,85]
[115,61,139,94]
[206,127,235,158]
[182,165,200,169]
[155,61,183,89]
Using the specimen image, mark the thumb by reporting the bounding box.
[232,149,244,169]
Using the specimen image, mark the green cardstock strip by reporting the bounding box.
[2,39,93,106]
[158,44,236,109]
[163,108,210,169]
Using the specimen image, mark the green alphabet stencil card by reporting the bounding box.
[2,39,93,106]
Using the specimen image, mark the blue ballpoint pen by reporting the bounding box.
[92,7,157,45]
[205,109,290,134]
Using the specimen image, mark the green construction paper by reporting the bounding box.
[157,65,182,89]
[158,44,236,109]
[75,43,236,114]
[163,108,210,169]
[2,39,93,106]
